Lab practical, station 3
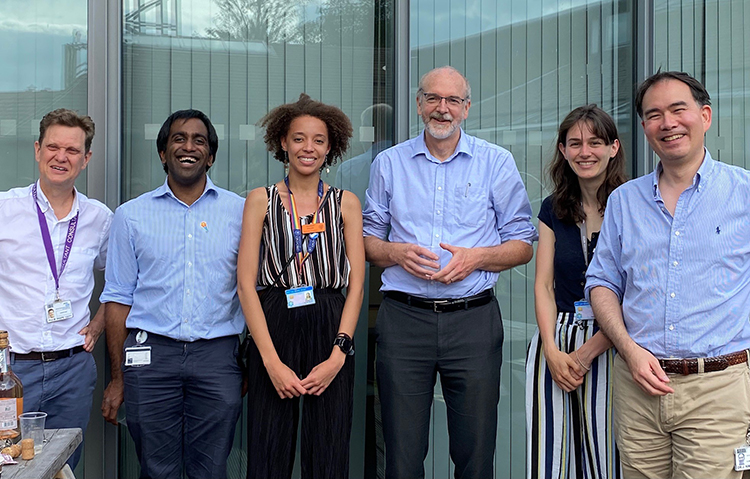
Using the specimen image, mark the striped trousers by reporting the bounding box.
[525,312,621,479]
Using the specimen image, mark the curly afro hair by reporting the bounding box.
[259,93,353,168]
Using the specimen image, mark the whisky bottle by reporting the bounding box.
[0,331,23,446]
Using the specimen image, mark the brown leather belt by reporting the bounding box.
[13,346,86,362]
[658,350,748,375]
[384,289,493,313]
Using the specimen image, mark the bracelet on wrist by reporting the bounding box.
[574,351,591,371]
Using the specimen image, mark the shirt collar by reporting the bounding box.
[651,147,714,200]
[153,175,218,204]
[412,128,473,164]
[34,180,80,221]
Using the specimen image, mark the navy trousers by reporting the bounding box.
[375,295,504,479]
[13,350,96,470]
[123,331,243,479]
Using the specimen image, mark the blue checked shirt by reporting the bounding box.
[100,177,245,341]
[585,150,750,358]
[363,130,537,299]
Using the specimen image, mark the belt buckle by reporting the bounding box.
[41,351,55,362]
[433,300,449,313]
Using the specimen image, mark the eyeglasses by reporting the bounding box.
[421,92,467,107]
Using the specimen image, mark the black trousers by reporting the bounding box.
[246,288,355,479]
[375,295,504,479]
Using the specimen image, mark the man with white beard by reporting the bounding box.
[363,66,537,479]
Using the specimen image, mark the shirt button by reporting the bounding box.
[435,234,439,238]
[186,289,191,295]
[188,262,192,267]
[669,325,674,331]
[580,281,584,286]
[188,234,193,239]
[437,210,441,215]
[184,319,188,323]
[675,231,680,236]
[670,292,675,298]
[673,261,678,266]
[437,186,442,191]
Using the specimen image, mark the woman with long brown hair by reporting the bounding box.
[526,104,626,479]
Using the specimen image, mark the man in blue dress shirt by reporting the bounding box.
[100,110,244,479]
[587,71,750,478]
[363,66,537,479]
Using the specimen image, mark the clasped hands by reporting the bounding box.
[393,242,477,285]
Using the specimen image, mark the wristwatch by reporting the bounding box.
[333,333,355,356]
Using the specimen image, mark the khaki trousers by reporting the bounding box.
[613,354,750,479]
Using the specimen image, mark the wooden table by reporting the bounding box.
[1,428,82,479]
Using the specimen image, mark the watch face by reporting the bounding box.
[335,336,354,355]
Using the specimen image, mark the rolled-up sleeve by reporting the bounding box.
[491,151,538,244]
[362,153,392,240]
[585,190,626,302]
[99,207,137,305]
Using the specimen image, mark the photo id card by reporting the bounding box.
[574,300,595,321]
[736,446,750,471]
[45,299,73,323]
[125,346,152,367]
[285,286,316,309]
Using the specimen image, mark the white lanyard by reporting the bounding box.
[579,218,589,267]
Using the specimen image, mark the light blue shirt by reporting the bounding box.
[585,150,750,358]
[363,130,537,299]
[100,177,245,341]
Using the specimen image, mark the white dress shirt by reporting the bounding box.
[0,181,112,354]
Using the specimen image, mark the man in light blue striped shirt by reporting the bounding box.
[586,71,750,478]
[364,66,537,479]
[100,110,244,479]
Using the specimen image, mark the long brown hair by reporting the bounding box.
[548,104,627,223]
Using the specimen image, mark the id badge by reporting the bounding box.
[736,445,750,471]
[574,300,595,321]
[285,286,316,309]
[125,346,152,367]
[45,299,73,323]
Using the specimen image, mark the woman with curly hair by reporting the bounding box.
[238,93,365,479]
[526,104,626,479]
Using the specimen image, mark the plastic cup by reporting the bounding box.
[19,412,46,454]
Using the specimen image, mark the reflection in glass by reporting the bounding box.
[0,0,88,191]
[122,0,388,201]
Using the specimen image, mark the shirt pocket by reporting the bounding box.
[62,246,98,285]
[452,184,487,227]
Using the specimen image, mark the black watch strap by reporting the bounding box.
[333,334,354,356]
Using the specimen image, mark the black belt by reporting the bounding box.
[13,346,86,362]
[384,289,493,313]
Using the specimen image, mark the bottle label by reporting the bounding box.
[0,350,8,373]
[0,398,17,429]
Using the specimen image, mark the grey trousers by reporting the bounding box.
[375,295,504,479]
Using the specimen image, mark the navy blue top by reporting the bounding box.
[538,196,598,313]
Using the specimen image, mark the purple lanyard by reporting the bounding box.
[32,183,78,294]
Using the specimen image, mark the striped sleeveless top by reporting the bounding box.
[257,184,351,289]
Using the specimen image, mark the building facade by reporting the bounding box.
[1,0,748,477]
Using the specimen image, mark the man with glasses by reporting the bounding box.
[363,66,537,478]
[0,109,112,469]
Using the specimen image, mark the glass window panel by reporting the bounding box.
[120,1,393,478]
[122,0,389,201]
[653,0,750,169]
[0,0,88,192]
[409,1,633,477]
